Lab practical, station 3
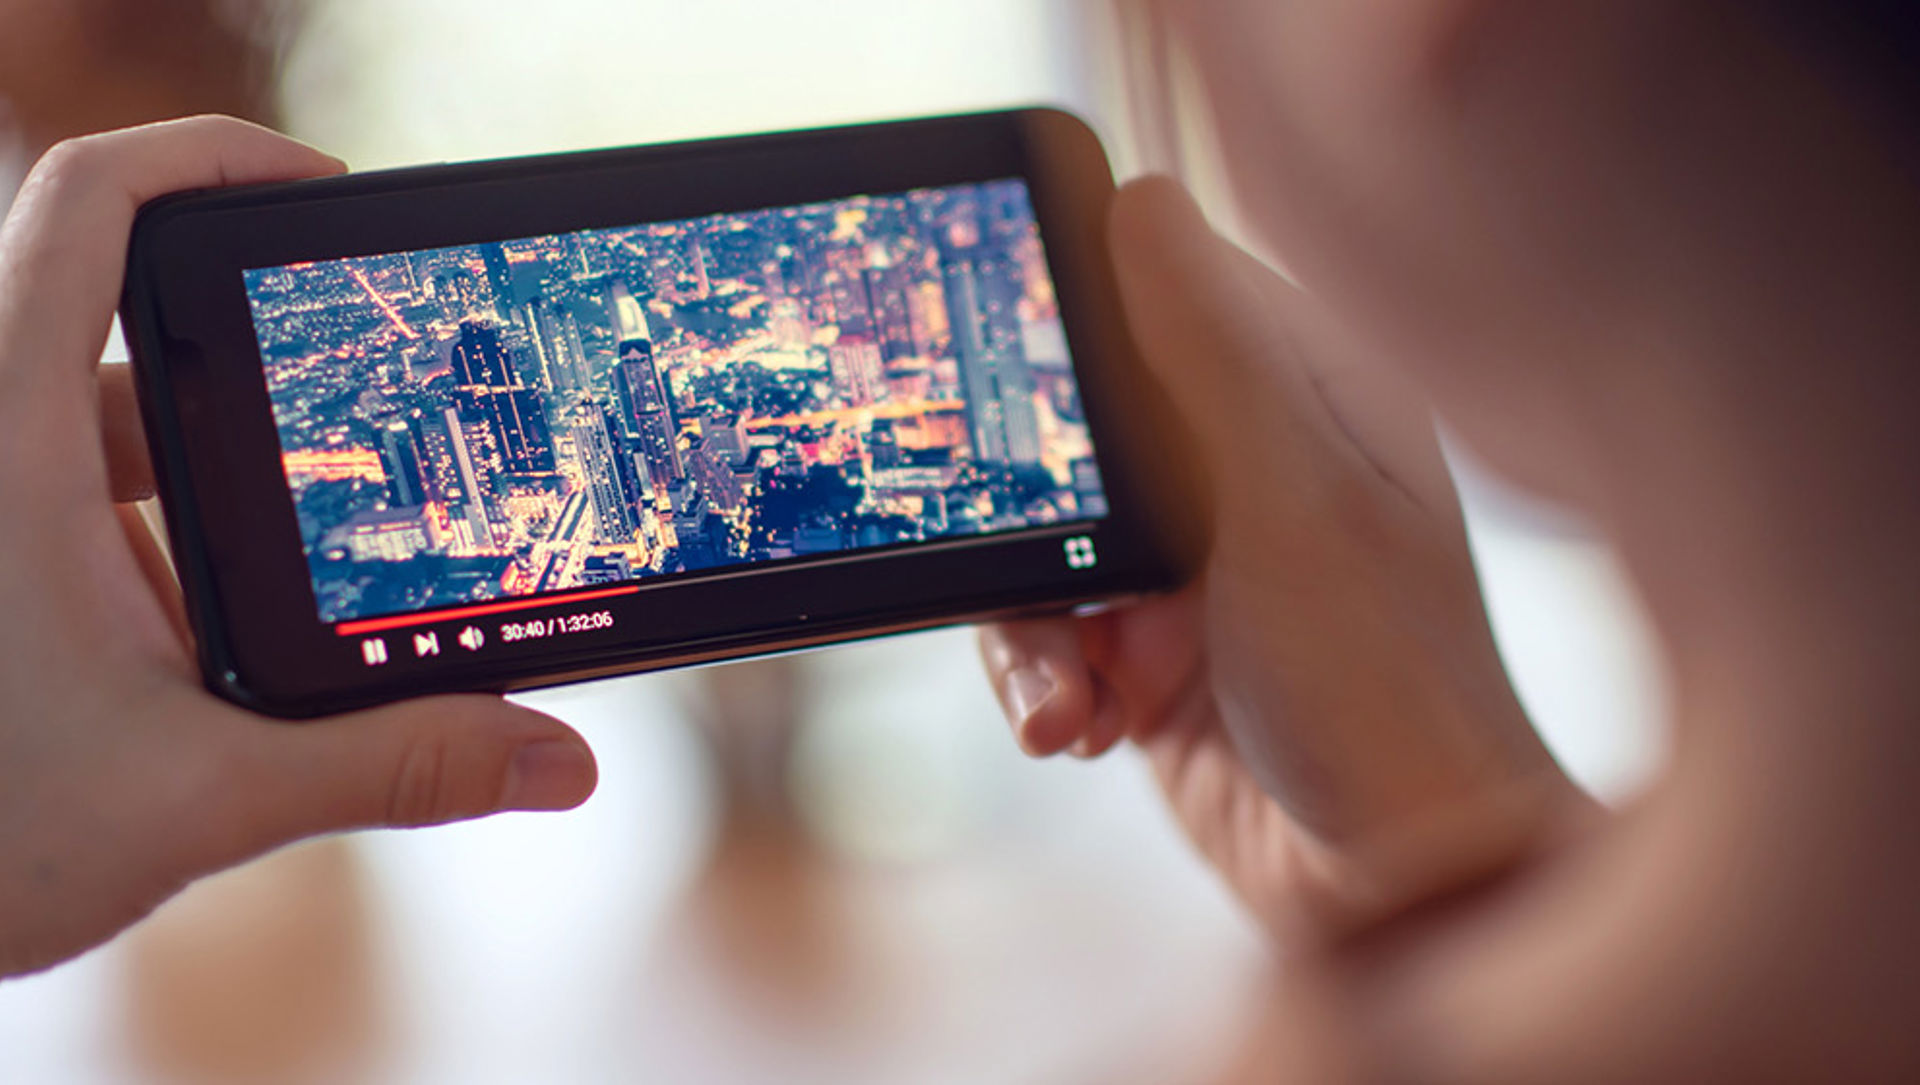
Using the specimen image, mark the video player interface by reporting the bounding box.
[243,180,1109,626]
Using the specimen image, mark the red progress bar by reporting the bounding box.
[335,586,641,637]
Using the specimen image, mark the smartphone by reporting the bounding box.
[122,108,1199,719]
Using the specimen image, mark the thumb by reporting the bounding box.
[1109,177,1332,494]
[234,695,598,842]
[1110,176,1460,522]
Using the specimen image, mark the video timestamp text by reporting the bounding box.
[499,611,616,644]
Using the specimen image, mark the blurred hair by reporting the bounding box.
[1767,1,1920,120]
[0,0,307,149]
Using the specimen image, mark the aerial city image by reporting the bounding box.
[244,180,1109,624]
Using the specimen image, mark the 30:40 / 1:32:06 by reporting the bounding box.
[500,611,617,644]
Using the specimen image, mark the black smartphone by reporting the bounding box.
[122,108,1199,719]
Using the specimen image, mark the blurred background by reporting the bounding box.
[0,3,1669,1082]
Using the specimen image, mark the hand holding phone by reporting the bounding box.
[978,179,1577,942]
[0,117,596,979]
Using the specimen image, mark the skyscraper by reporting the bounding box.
[702,413,749,467]
[942,244,1044,468]
[378,419,429,508]
[450,319,516,388]
[441,405,493,548]
[553,307,590,394]
[601,408,655,527]
[481,244,515,319]
[449,320,556,474]
[610,281,650,348]
[571,408,636,545]
[942,254,1009,464]
[689,439,747,515]
[689,238,712,299]
[490,387,557,474]
[610,282,684,489]
[519,299,590,395]
[974,248,1045,467]
[517,299,556,389]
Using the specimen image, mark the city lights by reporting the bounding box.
[246,180,1109,625]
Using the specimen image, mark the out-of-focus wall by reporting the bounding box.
[277,0,1094,168]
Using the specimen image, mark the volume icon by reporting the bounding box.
[458,626,486,652]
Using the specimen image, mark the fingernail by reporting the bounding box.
[501,740,595,812]
[1005,665,1060,751]
[1070,736,1100,760]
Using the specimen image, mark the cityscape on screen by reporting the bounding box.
[244,180,1108,624]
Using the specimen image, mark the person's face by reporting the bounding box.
[1149,0,1915,507]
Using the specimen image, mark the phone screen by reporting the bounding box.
[241,179,1111,632]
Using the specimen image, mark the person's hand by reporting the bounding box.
[0,117,598,979]
[1007,3,1920,1080]
[980,178,1589,942]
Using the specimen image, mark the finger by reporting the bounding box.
[1065,609,1147,760]
[229,696,598,848]
[0,116,345,429]
[1070,678,1129,760]
[978,620,1097,757]
[100,363,155,503]
[1079,595,1209,746]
